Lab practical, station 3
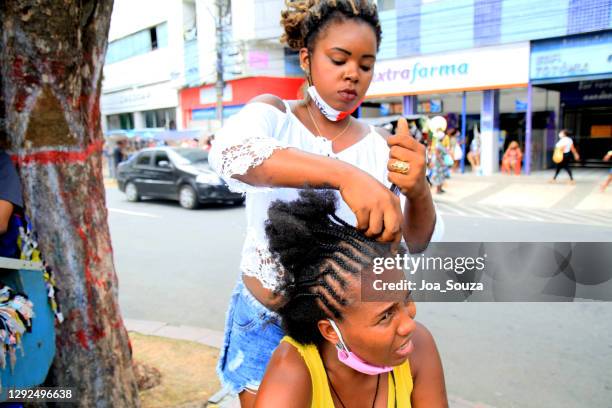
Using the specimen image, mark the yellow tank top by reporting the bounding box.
[282,336,413,408]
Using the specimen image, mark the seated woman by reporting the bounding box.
[255,190,447,408]
[501,141,523,175]
[0,147,24,258]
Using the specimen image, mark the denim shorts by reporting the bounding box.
[216,279,284,394]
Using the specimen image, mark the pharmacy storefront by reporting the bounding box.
[365,42,559,174]
[530,30,612,163]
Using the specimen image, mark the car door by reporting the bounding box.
[131,151,155,196]
[149,151,178,198]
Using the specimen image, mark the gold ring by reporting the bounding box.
[390,160,411,175]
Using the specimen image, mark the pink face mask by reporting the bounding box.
[328,319,394,376]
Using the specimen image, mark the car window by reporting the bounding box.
[154,152,170,167]
[170,148,209,166]
[135,152,152,166]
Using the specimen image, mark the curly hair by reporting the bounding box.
[265,190,399,345]
[280,0,382,52]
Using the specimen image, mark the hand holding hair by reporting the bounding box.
[337,170,403,243]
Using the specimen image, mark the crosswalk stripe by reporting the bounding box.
[461,206,491,219]
[436,202,469,216]
[553,209,603,225]
[434,202,612,227]
[477,206,513,219]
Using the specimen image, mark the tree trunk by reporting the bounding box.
[0,1,139,406]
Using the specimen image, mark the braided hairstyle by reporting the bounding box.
[280,0,382,53]
[265,190,400,345]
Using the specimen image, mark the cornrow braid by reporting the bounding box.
[280,0,382,52]
[313,226,381,260]
[265,190,402,345]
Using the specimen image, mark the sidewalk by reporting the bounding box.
[432,168,611,211]
[104,168,611,212]
[125,319,495,408]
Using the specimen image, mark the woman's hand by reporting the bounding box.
[387,119,429,200]
[338,172,402,243]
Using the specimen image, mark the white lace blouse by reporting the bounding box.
[209,101,444,290]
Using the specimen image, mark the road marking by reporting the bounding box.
[436,202,612,227]
[436,202,468,216]
[108,208,161,218]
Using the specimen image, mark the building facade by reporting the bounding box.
[102,0,612,173]
[365,0,612,173]
[101,0,190,133]
[102,0,304,134]
[179,0,305,131]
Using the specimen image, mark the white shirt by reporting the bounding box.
[555,136,573,153]
[209,101,444,290]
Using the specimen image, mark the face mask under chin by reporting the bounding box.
[307,85,361,122]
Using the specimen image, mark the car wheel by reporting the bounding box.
[179,185,198,209]
[125,182,140,202]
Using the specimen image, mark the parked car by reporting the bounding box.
[117,147,244,209]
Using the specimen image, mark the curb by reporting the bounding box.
[124,318,223,349]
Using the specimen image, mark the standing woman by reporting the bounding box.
[209,0,442,406]
[551,129,580,184]
[467,125,481,174]
[448,128,462,173]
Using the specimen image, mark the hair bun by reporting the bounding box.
[280,0,314,50]
[280,0,381,52]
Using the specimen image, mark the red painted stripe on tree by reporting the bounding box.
[11,140,104,165]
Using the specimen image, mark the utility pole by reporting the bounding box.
[215,0,225,126]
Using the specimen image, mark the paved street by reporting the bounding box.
[106,168,612,408]
[106,187,245,330]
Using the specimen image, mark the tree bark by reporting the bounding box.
[0,1,139,406]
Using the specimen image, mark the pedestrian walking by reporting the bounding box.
[112,140,126,178]
[551,129,580,184]
[428,141,451,194]
[427,117,451,194]
[208,1,442,405]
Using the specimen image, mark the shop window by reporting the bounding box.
[107,113,134,130]
[106,22,168,64]
[144,108,176,129]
